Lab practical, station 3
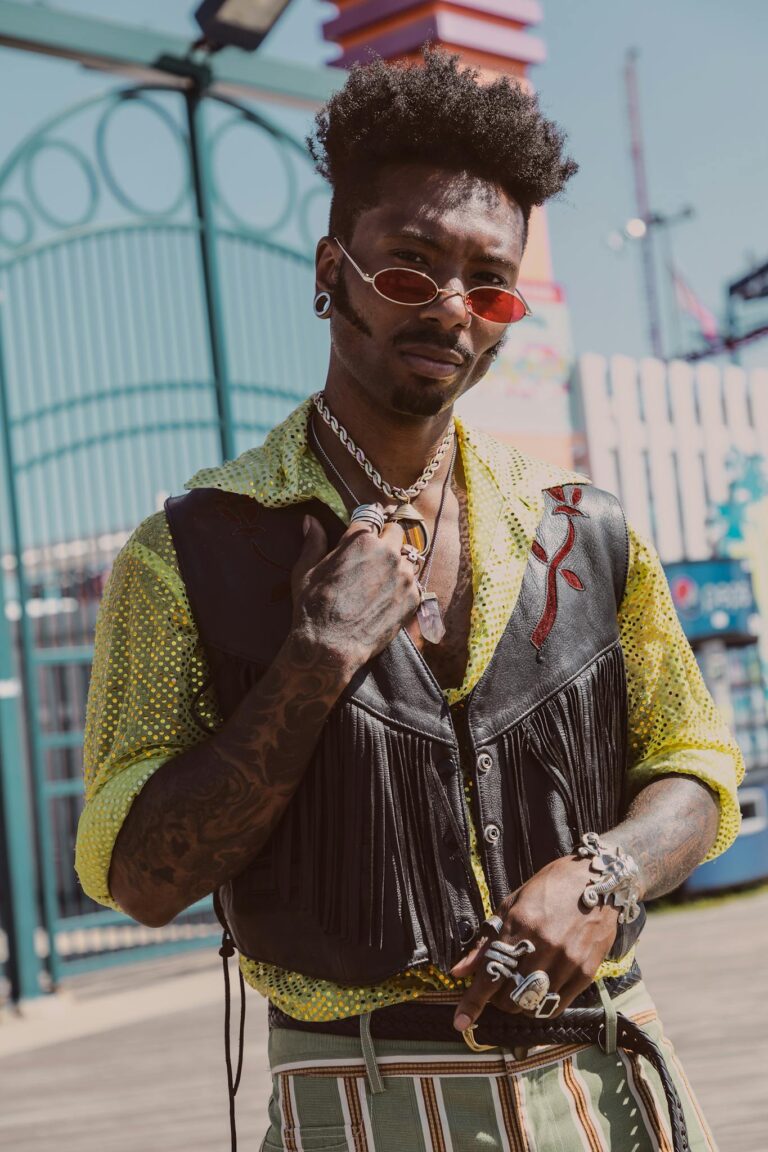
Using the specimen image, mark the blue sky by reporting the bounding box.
[1,0,766,365]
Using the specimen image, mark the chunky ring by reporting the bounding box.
[400,544,421,566]
[508,971,561,1018]
[484,939,535,984]
[509,969,550,1010]
[481,915,504,938]
[350,502,385,535]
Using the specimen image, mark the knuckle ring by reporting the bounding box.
[508,969,561,1018]
[350,502,385,536]
[481,915,504,937]
[483,938,536,983]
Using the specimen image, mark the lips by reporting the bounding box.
[398,343,466,380]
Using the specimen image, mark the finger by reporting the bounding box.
[552,969,597,1014]
[489,984,523,1014]
[450,937,489,978]
[453,952,510,1032]
[379,519,406,548]
[291,515,329,596]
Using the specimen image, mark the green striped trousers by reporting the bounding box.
[261,983,717,1151]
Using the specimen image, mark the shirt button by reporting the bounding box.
[483,823,501,845]
[477,752,493,774]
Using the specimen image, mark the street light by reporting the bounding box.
[193,0,292,53]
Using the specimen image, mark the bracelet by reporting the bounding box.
[575,832,642,925]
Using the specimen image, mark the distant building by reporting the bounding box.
[573,353,768,889]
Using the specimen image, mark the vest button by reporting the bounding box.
[483,823,501,845]
[477,752,493,773]
[458,917,476,944]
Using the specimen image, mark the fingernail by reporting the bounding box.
[302,515,310,536]
[454,1013,472,1032]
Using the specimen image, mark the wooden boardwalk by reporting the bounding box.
[1,889,766,1151]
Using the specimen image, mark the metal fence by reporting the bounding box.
[0,80,330,999]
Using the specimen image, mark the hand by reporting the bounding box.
[450,855,620,1032]
[290,513,422,673]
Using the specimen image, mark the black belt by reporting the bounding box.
[269,964,690,1152]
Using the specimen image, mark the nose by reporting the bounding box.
[420,284,473,330]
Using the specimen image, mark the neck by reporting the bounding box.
[316,378,456,507]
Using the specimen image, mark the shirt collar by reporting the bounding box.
[185,395,586,521]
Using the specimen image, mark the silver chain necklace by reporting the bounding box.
[309,415,457,645]
[311,390,455,504]
[309,417,362,507]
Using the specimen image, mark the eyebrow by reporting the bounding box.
[382,227,519,275]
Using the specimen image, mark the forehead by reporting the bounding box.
[350,162,525,263]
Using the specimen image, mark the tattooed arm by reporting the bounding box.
[611,773,719,899]
[109,513,421,927]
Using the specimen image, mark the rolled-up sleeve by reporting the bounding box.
[619,524,744,861]
[75,511,220,910]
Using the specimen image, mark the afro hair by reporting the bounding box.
[307,48,578,244]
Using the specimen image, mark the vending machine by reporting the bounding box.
[665,558,768,891]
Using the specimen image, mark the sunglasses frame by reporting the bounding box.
[333,237,531,325]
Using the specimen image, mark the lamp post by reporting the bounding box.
[193,0,292,53]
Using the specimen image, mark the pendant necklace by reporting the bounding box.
[312,391,455,558]
[309,415,457,645]
[415,436,456,645]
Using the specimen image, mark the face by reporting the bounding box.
[315,163,527,419]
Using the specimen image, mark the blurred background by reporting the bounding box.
[0,2,766,1149]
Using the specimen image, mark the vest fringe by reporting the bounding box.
[264,702,458,968]
[500,643,628,882]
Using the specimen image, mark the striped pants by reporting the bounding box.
[261,983,717,1151]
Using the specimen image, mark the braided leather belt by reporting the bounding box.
[269,965,690,1152]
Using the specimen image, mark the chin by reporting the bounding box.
[389,379,457,418]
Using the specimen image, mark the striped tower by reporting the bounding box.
[323,1,577,466]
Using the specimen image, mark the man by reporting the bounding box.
[77,50,741,1150]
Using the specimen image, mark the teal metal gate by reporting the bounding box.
[0,79,330,997]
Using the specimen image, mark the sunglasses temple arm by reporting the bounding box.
[333,238,375,284]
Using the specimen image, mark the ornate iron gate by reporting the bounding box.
[0,80,330,996]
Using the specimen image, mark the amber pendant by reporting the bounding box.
[417,591,446,644]
[385,502,430,556]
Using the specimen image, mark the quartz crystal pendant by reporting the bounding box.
[416,591,446,644]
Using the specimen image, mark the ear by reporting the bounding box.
[315,236,341,296]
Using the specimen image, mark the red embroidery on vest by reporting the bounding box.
[530,486,588,651]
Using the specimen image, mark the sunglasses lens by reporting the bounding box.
[468,288,528,324]
[373,268,436,305]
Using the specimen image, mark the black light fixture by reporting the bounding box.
[193,0,292,53]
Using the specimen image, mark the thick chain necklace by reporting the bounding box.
[311,391,455,504]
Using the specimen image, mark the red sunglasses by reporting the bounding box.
[334,238,531,325]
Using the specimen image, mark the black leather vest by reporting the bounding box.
[166,480,644,986]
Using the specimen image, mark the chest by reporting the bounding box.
[404,483,473,692]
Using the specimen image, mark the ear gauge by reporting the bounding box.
[313,291,332,319]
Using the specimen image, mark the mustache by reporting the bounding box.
[393,328,474,366]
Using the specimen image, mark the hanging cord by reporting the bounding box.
[220,927,246,1151]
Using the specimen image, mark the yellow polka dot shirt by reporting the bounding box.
[75,398,744,1020]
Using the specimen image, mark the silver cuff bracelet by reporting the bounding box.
[576,831,642,925]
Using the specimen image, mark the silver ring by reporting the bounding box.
[483,939,535,984]
[481,915,504,937]
[509,969,550,1011]
[400,545,420,565]
[486,939,535,962]
[350,502,385,535]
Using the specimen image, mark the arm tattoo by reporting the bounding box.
[610,774,720,900]
[109,633,350,925]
